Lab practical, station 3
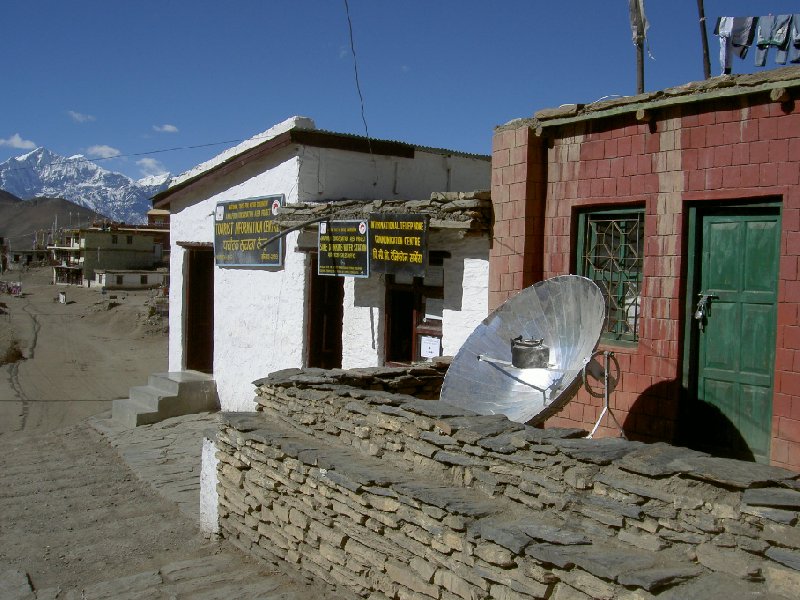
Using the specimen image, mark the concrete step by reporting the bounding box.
[112,371,218,429]
[128,384,173,407]
[148,371,216,396]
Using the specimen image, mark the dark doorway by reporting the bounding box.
[384,273,444,365]
[185,247,214,373]
[307,254,344,369]
[385,288,416,364]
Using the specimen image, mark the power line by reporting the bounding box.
[343,0,377,186]
[343,0,370,142]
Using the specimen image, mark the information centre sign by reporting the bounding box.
[214,195,284,267]
[317,213,430,278]
[369,213,427,277]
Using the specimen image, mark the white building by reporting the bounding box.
[153,117,491,412]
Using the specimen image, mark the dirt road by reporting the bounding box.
[0,267,167,433]
[0,269,352,598]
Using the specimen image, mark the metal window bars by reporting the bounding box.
[582,212,643,340]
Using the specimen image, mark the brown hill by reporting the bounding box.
[0,189,21,205]
[0,195,107,249]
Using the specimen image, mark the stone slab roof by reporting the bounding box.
[498,65,800,134]
[274,191,492,234]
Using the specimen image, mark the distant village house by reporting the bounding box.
[48,216,169,287]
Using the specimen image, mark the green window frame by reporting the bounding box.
[577,208,644,342]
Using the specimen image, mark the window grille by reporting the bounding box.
[578,210,644,341]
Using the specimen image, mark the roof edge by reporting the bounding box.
[496,65,800,134]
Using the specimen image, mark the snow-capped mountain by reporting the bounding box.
[0,148,171,224]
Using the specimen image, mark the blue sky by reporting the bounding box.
[2,1,798,181]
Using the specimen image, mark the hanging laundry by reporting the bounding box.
[717,17,734,73]
[754,14,792,66]
[789,15,800,63]
[715,17,758,74]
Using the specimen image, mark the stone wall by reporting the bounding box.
[213,365,800,599]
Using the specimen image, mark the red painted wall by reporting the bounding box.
[491,92,800,470]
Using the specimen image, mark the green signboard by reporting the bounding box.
[318,220,369,277]
[214,195,284,267]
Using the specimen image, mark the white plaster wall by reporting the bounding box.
[168,244,186,373]
[441,244,489,356]
[168,150,301,411]
[425,232,489,358]
[199,437,219,535]
[213,231,306,411]
[297,147,490,202]
[341,275,385,369]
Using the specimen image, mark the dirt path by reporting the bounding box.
[0,270,352,598]
[0,422,217,591]
[0,267,167,433]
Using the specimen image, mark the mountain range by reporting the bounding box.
[0,148,171,224]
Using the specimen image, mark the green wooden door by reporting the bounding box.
[692,210,780,463]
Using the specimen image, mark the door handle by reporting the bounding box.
[694,293,718,332]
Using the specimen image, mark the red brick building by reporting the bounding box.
[491,66,800,470]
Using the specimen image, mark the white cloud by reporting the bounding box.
[0,133,36,149]
[87,145,121,159]
[68,110,96,123]
[137,157,168,176]
[153,124,179,133]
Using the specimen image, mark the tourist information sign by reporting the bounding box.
[214,195,284,267]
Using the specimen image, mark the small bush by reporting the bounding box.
[1,340,24,365]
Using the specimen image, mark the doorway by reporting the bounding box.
[684,204,780,462]
[307,254,344,369]
[185,247,214,373]
[384,275,443,365]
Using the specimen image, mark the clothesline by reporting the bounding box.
[714,14,800,75]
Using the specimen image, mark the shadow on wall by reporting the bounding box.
[622,379,756,463]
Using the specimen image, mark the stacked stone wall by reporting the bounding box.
[214,366,800,599]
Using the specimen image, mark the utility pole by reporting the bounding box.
[629,0,648,94]
[697,0,711,79]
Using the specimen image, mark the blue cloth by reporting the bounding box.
[790,15,800,63]
[755,14,792,66]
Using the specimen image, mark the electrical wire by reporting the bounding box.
[344,0,370,144]
[343,0,378,186]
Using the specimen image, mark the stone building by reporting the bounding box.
[491,66,800,470]
[49,225,162,285]
[152,116,491,412]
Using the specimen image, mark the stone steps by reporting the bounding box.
[111,371,218,429]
